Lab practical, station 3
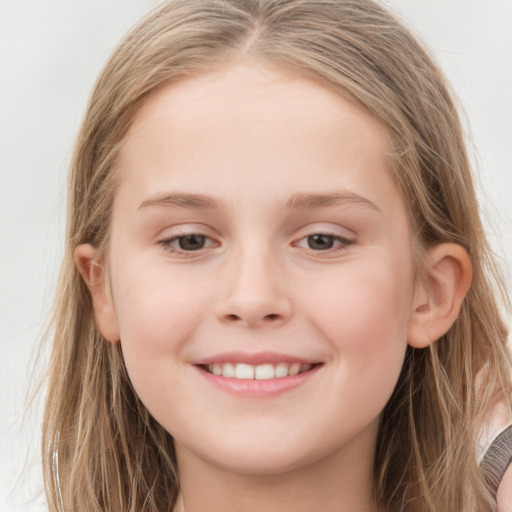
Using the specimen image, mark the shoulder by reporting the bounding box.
[479,394,512,511]
[498,463,512,512]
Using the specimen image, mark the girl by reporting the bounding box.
[42,1,512,511]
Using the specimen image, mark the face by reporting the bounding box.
[100,62,419,475]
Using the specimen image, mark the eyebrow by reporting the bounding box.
[285,192,381,212]
[139,192,221,210]
[138,191,381,212]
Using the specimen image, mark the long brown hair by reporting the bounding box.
[43,1,511,510]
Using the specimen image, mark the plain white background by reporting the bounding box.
[1,1,511,510]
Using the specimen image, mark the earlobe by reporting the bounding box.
[408,243,472,349]
[74,244,120,344]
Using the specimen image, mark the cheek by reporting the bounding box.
[111,266,209,386]
[308,262,412,339]
[302,257,413,393]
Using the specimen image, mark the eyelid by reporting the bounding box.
[291,224,357,256]
[155,224,356,257]
[157,227,220,257]
[159,233,217,246]
[294,232,354,247]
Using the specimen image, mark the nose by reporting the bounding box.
[214,247,293,327]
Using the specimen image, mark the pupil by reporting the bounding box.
[307,234,334,250]
[179,235,205,251]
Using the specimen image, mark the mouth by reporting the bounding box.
[200,362,317,380]
[193,354,323,396]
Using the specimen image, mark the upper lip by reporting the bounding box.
[192,351,321,366]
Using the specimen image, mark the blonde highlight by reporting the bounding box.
[43,1,511,511]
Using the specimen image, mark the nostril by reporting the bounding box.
[224,313,281,323]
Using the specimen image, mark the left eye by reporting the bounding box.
[296,233,354,251]
[159,234,215,252]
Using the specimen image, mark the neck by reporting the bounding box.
[173,420,379,512]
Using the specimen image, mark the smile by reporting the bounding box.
[194,354,323,397]
[204,362,314,380]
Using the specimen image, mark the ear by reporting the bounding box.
[408,243,472,348]
[74,244,120,343]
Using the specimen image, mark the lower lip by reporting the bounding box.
[194,364,322,397]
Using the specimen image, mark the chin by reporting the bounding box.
[184,431,333,477]
[210,450,311,476]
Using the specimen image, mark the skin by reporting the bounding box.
[76,61,472,512]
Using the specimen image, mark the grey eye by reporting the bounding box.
[159,232,218,255]
[177,234,207,251]
[307,234,335,250]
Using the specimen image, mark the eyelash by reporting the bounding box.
[158,234,217,257]
[158,232,355,256]
[294,233,355,253]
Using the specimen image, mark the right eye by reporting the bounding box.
[158,233,217,254]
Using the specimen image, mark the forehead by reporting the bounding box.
[116,61,402,216]
[127,61,382,132]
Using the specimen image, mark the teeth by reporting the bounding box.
[288,363,301,376]
[275,363,289,378]
[254,364,274,380]
[222,363,235,378]
[206,362,314,380]
[235,363,254,380]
